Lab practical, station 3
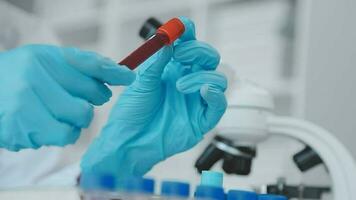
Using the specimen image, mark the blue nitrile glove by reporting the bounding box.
[81,17,227,178]
[0,44,135,151]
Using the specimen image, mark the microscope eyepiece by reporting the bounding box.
[222,146,256,175]
[195,136,256,175]
[195,142,225,173]
[293,146,323,172]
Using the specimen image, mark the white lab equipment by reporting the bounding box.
[213,78,356,200]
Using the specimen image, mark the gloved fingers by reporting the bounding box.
[62,47,136,86]
[176,71,227,94]
[176,16,196,42]
[2,89,81,149]
[135,46,172,90]
[40,125,81,146]
[29,45,114,105]
[26,65,94,128]
[43,61,113,106]
[32,118,81,147]
[23,92,81,146]
[58,74,112,106]
[200,84,227,133]
[173,40,220,71]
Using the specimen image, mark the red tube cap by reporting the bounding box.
[157,18,185,44]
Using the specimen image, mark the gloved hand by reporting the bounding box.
[0,44,135,151]
[81,17,227,178]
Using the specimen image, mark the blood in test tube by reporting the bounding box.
[119,18,185,70]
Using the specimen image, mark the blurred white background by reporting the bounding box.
[1,0,355,197]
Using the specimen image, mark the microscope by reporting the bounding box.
[194,79,356,200]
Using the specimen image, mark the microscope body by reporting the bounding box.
[195,79,273,175]
[195,79,356,199]
[216,79,273,146]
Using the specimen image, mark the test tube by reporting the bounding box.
[119,18,185,70]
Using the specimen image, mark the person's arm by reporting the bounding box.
[0,44,135,151]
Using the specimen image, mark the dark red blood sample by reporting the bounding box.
[119,33,169,70]
[118,18,185,70]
